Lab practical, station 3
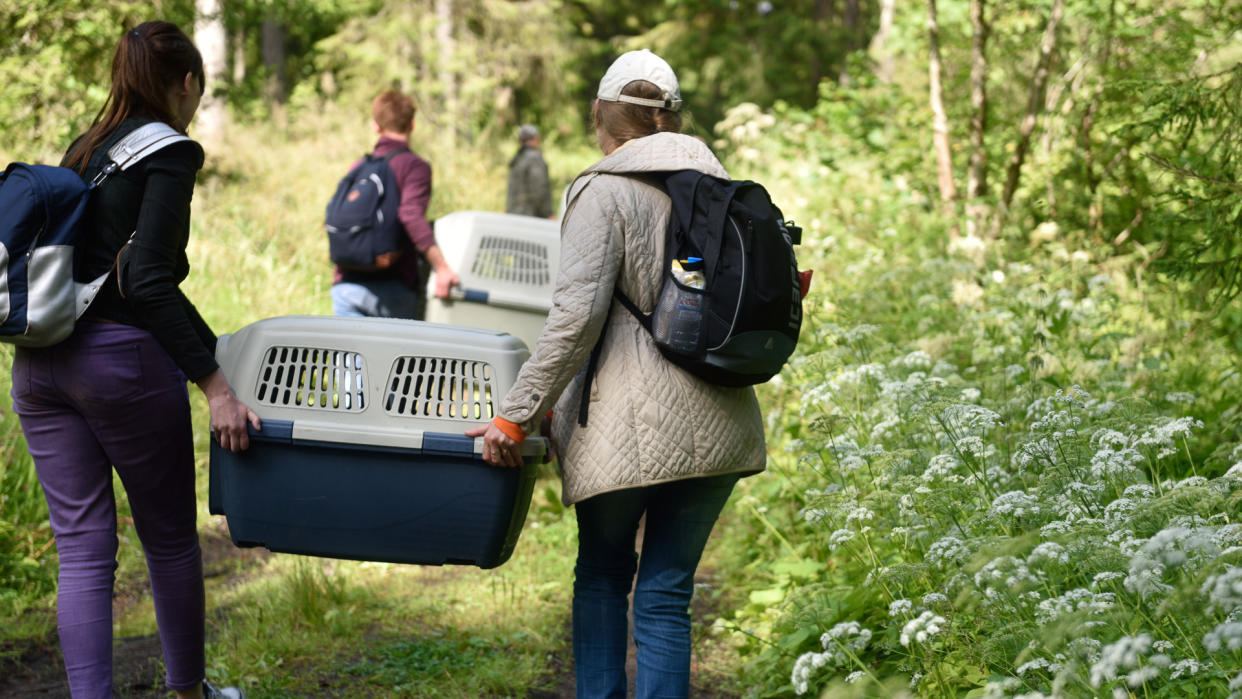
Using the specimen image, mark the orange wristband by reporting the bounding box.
[494,417,527,444]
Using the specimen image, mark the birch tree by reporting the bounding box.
[194,0,227,143]
[927,0,957,212]
[966,0,989,235]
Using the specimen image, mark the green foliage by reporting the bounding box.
[1135,66,1242,307]
[0,0,196,159]
[707,94,1242,697]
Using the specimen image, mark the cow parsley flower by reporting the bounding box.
[926,536,970,569]
[1090,634,1152,687]
[1028,542,1069,567]
[829,529,856,550]
[845,670,865,685]
[1169,658,1211,679]
[1204,621,1242,653]
[922,592,948,607]
[900,611,946,647]
[789,622,874,695]
[889,599,913,618]
[1202,567,1242,614]
[991,491,1042,519]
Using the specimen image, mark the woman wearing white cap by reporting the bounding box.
[468,49,765,698]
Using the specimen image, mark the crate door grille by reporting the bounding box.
[385,356,495,420]
[471,235,550,287]
[254,346,366,411]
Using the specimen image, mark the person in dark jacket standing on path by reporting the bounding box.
[505,124,554,219]
[11,21,250,699]
[331,91,459,319]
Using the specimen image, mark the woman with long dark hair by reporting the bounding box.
[12,21,253,699]
[469,50,766,698]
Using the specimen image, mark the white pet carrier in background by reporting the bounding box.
[426,211,560,351]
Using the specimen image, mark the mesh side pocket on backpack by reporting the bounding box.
[254,346,367,411]
[384,356,495,420]
[470,236,550,286]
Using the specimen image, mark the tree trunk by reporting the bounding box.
[193,0,226,143]
[868,0,897,83]
[435,0,458,145]
[261,15,287,105]
[810,0,832,91]
[231,26,246,86]
[996,0,1066,228]
[1081,0,1117,233]
[966,0,989,235]
[839,0,861,85]
[927,0,957,211]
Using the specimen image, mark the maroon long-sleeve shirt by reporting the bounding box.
[333,136,435,290]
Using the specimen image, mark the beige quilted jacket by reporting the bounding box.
[497,132,767,505]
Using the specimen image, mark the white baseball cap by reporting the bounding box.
[596,49,682,112]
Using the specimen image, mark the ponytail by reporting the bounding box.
[65,21,204,174]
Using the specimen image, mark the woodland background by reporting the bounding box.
[3,1,1242,696]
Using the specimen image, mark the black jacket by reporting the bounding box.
[66,117,218,381]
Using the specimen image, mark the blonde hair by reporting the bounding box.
[592,80,682,152]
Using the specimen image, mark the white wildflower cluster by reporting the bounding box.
[845,504,875,527]
[1102,498,1137,524]
[900,611,947,647]
[1135,526,1220,572]
[893,349,933,370]
[844,670,865,685]
[1134,416,1204,460]
[791,619,876,693]
[889,598,913,618]
[1090,447,1144,480]
[974,556,1041,601]
[926,535,971,569]
[1168,658,1211,680]
[1034,588,1116,623]
[835,363,886,389]
[829,529,856,551]
[803,508,830,525]
[1202,566,1242,614]
[990,491,1043,519]
[942,403,1003,435]
[1203,621,1242,653]
[1027,542,1069,568]
[1164,392,1196,404]
[955,435,994,460]
[922,453,962,483]
[922,592,949,607]
[1088,634,1170,688]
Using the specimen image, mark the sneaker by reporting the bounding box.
[202,680,245,699]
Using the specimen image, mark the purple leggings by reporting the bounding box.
[11,322,205,697]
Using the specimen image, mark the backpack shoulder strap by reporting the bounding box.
[107,122,191,171]
[92,122,191,186]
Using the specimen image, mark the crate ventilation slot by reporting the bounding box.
[254,346,367,411]
[384,356,495,420]
[471,235,551,286]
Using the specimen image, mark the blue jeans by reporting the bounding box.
[573,472,741,699]
[331,278,424,320]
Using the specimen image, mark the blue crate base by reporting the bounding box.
[209,437,537,569]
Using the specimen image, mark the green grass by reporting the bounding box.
[0,106,596,694]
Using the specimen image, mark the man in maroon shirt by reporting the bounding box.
[331,91,458,319]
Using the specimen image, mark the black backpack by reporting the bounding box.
[579,171,804,425]
[324,150,407,270]
[619,171,804,386]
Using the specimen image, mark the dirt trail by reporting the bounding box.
[0,524,740,698]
